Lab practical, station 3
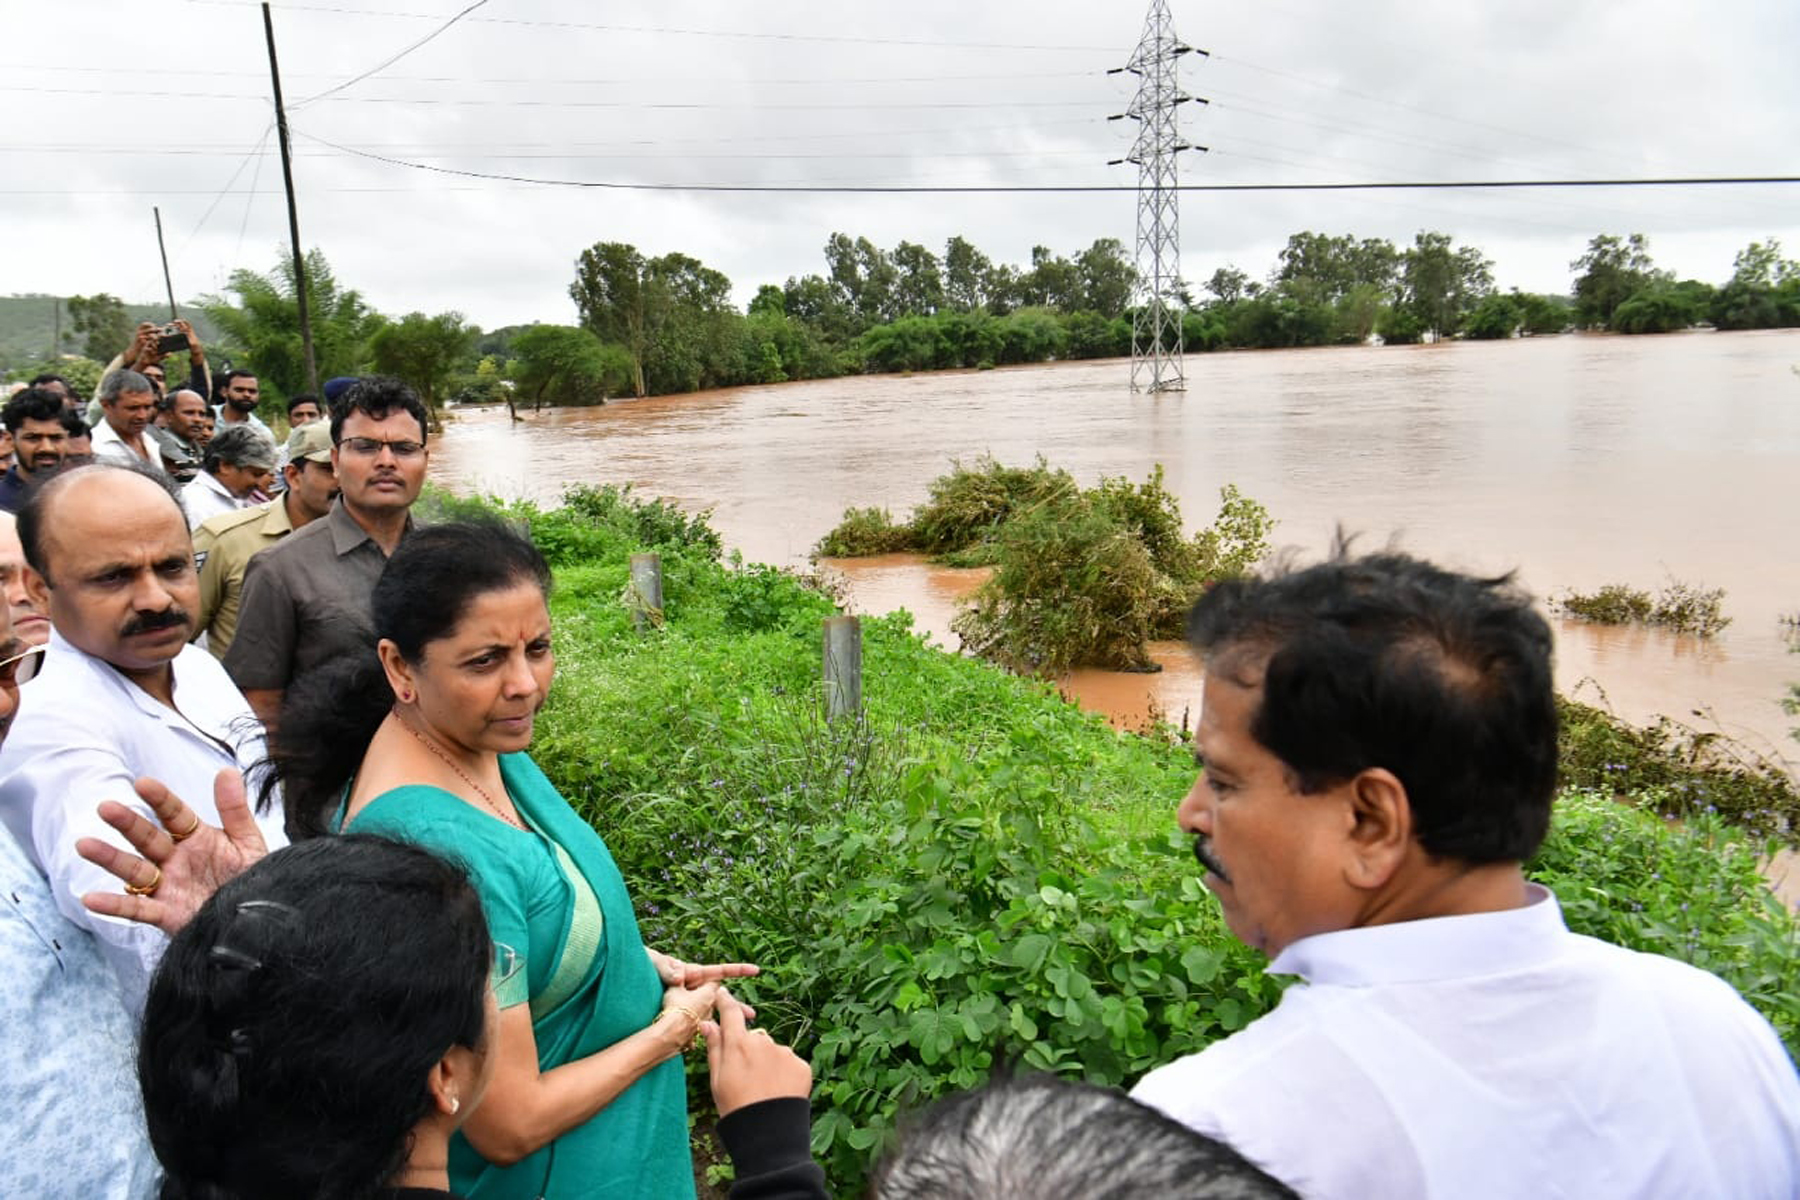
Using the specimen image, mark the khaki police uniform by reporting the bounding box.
[193,498,294,659]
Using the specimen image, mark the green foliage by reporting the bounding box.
[1611,282,1712,334]
[1398,230,1493,338]
[1555,696,1798,841]
[908,456,1077,556]
[1558,578,1730,637]
[1571,233,1662,329]
[814,508,916,558]
[509,324,630,408]
[952,472,1273,674]
[202,248,383,402]
[66,293,134,362]
[368,311,476,417]
[5,353,104,395]
[420,484,1797,1194]
[1710,239,1800,331]
[1463,292,1522,340]
[1515,291,1572,335]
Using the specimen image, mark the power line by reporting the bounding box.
[181,0,1110,52]
[292,0,490,106]
[0,84,1103,111]
[0,61,1102,86]
[290,133,1800,194]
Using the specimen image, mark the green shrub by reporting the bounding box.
[814,507,916,558]
[909,456,1076,555]
[953,492,1163,673]
[1558,578,1730,637]
[1556,695,1798,841]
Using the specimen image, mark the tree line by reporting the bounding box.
[15,229,1796,408]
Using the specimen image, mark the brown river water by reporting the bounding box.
[431,330,1800,776]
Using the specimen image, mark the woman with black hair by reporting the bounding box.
[140,835,497,1200]
[266,521,753,1200]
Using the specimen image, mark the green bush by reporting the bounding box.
[1556,696,1798,841]
[1558,577,1729,637]
[908,456,1076,556]
[813,507,916,558]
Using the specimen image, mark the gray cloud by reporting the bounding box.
[5,0,1796,326]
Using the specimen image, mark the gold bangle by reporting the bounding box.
[658,1004,704,1026]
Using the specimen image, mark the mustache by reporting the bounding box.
[121,607,191,637]
[1192,835,1230,884]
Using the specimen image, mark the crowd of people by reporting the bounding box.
[0,328,1795,1198]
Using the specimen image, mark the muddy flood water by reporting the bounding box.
[431,329,1800,773]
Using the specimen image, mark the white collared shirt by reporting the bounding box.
[0,629,288,1012]
[89,417,166,472]
[1132,885,1800,1199]
[180,469,247,531]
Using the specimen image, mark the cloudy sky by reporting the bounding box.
[7,0,1798,328]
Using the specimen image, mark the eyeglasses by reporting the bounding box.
[0,643,45,687]
[338,436,426,459]
[490,942,522,991]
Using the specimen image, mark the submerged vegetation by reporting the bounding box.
[1557,577,1731,637]
[417,482,1796,1193]
[817,459,1274,673]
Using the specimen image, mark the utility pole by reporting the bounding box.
[1110,1,1205,394]
[262,1,319,394]
[153,206,179,319]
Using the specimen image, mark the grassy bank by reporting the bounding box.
[424,485,1800,1195]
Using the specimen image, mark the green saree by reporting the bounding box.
[341,752,693,1199]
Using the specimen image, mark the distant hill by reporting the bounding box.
[0,294,223,370]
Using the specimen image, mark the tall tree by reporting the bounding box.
[1075,238,1135,318]
[203,249,383,399]
[1399,231,1493,339]
[1021,246,1081,310]
[943,236,993,311]
[1204,266,1250,303]
[891,241,945,316]
[1570,233,1659,328]
[368,311,476,421]
[569,241,650,396]
[66,293,134,363]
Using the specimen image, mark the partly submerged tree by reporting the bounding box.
[508,324,631,409]
[1570,233,1660,329]
[369,311,476,421]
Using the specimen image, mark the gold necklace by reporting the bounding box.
[393,709,525,831]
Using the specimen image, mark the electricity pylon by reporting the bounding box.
[1110,1,1204,394]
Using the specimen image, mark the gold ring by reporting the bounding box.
[124,865,163,896]
[168,813,201,842]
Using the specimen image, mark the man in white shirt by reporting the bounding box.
[90,369,166,473]
[0,462,286,1011]
[179,423,275,531]
[1130,550,1800,1199]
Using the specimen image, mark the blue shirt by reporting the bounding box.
[0,829,159,1198]
[0,466,30,515]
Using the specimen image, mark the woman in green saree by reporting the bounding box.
[267,521,757,1199]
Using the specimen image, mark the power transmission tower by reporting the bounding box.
[1110,2,1204,394]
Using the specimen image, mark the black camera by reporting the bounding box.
[156,323,190,354]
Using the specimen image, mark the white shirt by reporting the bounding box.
[89,416,166,472]
[1131,886,1800,1199]
[0,630,288,1012]
[181,469,247,530]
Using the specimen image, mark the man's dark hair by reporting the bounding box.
[1187,545,1558,863]
[873,1074,1297,1199]
[18,460,184,584]
[26,373,70,391]
[140,835,490,1200]
[224,368,257,387]
[3,387,64,433]
[328,375,428,446]
[203,425,275,475]
[58,409,89,438]
[285,392,321,419]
